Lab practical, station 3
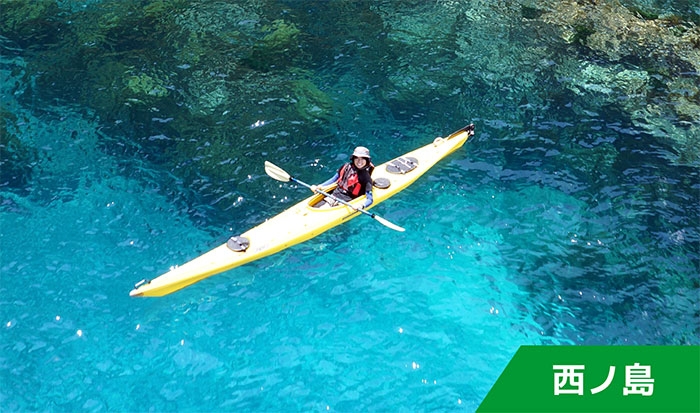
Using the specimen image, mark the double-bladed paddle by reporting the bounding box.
[264,161,405,232]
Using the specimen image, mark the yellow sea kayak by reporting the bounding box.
[130,124,474,297]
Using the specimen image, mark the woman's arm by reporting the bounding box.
[362,189,373,208]
[320,172,339,187]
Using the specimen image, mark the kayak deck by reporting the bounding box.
[130,124,474,297]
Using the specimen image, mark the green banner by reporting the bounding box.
[477,346,700,412]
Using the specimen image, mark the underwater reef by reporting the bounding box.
[1,0,698,203]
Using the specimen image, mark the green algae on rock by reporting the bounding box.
[289,78,334,122]
[261,19,300,49]
[125,73,170,100]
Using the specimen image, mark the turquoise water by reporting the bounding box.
[1,1,699,411]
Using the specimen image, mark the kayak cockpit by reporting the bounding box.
[306,191,365,210]
[305,177,392,209]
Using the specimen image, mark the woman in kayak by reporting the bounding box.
[312,146,374,208]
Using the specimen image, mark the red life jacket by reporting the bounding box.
[337,162,374,197]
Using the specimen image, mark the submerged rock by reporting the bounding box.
[540,0,700,74]
[244,19,302,71]
[666,77,700,123]
[290,78,334,122]
[261,19,300,49]
[4,0,698,207]
[567,63,649,97]
[0,0,62,47]
[0,111,36,192]
[535,0,700,164]
[631,104,700,165]
[125,73,170,100]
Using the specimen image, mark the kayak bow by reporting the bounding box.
[130,124,474,297]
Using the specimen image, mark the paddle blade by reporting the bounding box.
[372,214,406,232]
[264,161,291,182]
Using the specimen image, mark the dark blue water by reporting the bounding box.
[1,1,698,411]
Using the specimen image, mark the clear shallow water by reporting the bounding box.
[1,1,699,411]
